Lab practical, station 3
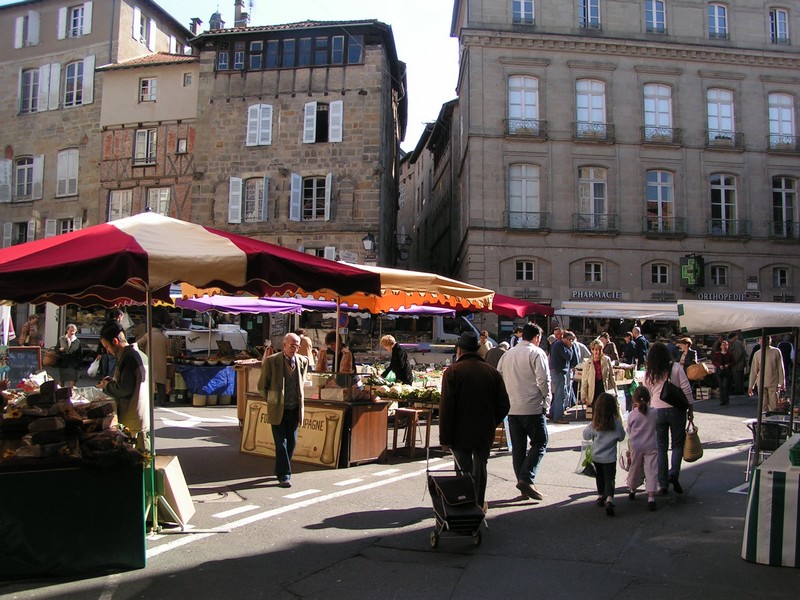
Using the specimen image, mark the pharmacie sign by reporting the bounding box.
[571,290,622,299]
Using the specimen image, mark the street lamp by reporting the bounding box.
[362,233,376,252]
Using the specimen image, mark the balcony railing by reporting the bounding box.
[768,134,800,153]
[572,213,618,233]
[641,126,682,145]
[507,211,550,230]
[642,216,687,236]
[706,218,750,237]
[506,119,547,139]
[705,130,744,149]
[574,122,614,142]
[768,220,800,240]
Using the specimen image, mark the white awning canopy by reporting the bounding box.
[677,300,800,334]
[555,301,679,321]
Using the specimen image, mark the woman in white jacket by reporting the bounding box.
[580,339,617,413]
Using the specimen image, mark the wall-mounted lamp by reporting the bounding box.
[362,233,376,252]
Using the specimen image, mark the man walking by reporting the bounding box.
[497,323,552,501]
[748,335,786,412]
[549,330,578,424]
[728,331,747,395]
[631,326,650,368]
[259,333,309,488]
[439,332,510,513]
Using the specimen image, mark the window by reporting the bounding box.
[68,4,86,37]
[15,157,34,198]
[773,267,789,288]
[314,37,328,65]
[56,149,79,197]
[282,39,296,67]
[646,170,675,232]
[183,73,192,87]
[708,3,728,39]
[585,262,603,283]
[265,40,279,68]
[347,35,363,64]
[2,221,35,247]
[132,6,155,51]
[576,79,606,137]
[770,8,789,44]
[707,88,734,141]
[58,2,92,39]
[63,61,84,107]
[645,0,666,33]
[710,173,737,234]
[176,138,187,154]
[643,84,673,139]
[244,178,268,222]
[139,77,157,102]
[577,167,607,228]
[289,173,332,222]
[710,265,728,287]
[134,129,157,165]
[108,189,132,221]
[303,101,343,143]
[217,43,229,70]
[508,76,539,133]
[147,188,170,215]
[249,41,263,70]
[772,176,796,237]
[246,104,273,146]
[297,38,312,67]
[14,10,40,48]
[513,0,534,24]
[651,264,669,285]
[509,164,541,228]
[233,42,245,70]
[45,217,82,237]
[578,0,600,28]
[516,260,535,281]
[332,36,345,64]
[768,93,795,148]
[0,156,42,203]
[19,69,39,114]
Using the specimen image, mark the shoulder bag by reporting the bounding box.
[660,363,689,409]
[683,418,703,462]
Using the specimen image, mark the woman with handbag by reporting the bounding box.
[580,339,617,416]
[644,342,694,496]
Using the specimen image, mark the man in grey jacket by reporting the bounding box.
[497,323,552,501]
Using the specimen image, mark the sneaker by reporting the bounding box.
[595,497,605,507]
[648,500,657,511]
[516,480,544,501]
[278,478,292,488]
[605,500,615,516]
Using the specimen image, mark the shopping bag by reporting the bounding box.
[618,440,631,471]
[87,357,101,378]
[576,440,596,477]
[683,418,703,462]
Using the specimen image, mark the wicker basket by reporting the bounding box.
[42,350,60,367]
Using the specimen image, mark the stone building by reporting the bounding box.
[407,0,800,336]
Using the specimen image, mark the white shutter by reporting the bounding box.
[14,17,24,49]
[258,104,273,145]
[329,100,343,143]
[324,172,332,221]
[169,35,177,54]
[83,2,92,35]
[289,173,302,221]
[68,149,79,195]
[303,102,316,143]
[27,219,36,241]
[73,215,82,230]
[228,177,242,224]
[147,19,156,51]
[3,223,12,247]
[82,54,95,104]
[323,246,336,261]
[37,64,50,112]
[47,63,60,110]
[57,7,67,40]
[28,10,40,45]
[261,176,270,221]
[56,151,68,196]
[245,105,259,146]
[132,6,141,40]
[0,159,11,202]
[45,219,57,238]
[31,155,44,200]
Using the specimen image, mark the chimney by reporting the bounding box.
[234,0,247,28]
[189,18,203,36]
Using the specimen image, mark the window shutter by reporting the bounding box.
[57,7,67,40]
[27,219,36,242]
[289,173,302,221]
[14,17,23,49]
[132,7,141,39]
[57,151,68,196]
[329,100,343,142]
[0,159,11,202]
[28,10,40,45]
[3,223,12,248]
[82,54,95,104]
[147,19,156,51]
[74,215,82,230]
[45,219,57,238]
[261,176,270,221]
[68,149,79,195]
[37,64,50,111]
[245,104,259,146]
[324,172,332,221]
[83,2,92,35]
[228,177,242,224]
[303,102,316,143]
[48,63,60,110]
[323,246,336,261]
[32,155,44,200]
[259,104,273,145]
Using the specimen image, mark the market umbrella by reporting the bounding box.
[479,293,554,318]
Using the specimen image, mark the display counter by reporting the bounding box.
[174,364,236,396]
[742,433,800,567]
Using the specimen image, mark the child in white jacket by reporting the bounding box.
[582,392,626,516]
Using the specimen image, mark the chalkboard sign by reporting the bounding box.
[5,346,42,386]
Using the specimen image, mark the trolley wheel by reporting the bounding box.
[430,531,439,549]
[472,530,482,546]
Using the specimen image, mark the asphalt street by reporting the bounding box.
[2,392,800,599]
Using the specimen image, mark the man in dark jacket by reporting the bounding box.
[439,332,510,513]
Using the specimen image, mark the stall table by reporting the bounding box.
[742,432,800,567]
[174,364,236,397]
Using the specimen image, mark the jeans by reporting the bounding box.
[717,373,732,405]
[655,407,687,489]
[271,407,300,481]
[508,413,548,484]
[451,446,491,507]
[551,371,573,421]
[593,461,617,500]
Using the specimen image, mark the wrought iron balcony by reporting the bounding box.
[572,213,618,233]
[705,130,744,149]
[706,219,750,237]
[506,211,550,230]
[768,220,800,240]
[641,126,682,145]
[574,122,614,142]
[768,134,800,153]
[641,216,687,236]
[505,119,547,139]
